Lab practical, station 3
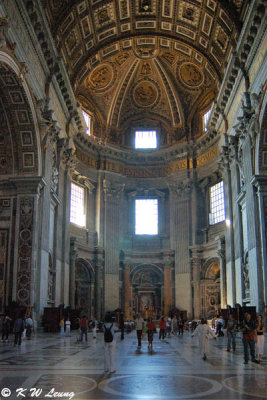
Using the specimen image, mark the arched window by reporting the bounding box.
[203,109,211,132]
[70,182,86,227]
[135,130,157,149]
[209,181,225,225]
[135,198,158,235]
[82,110,91,135]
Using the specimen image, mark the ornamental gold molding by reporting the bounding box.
[196,145,219,168]
[76,144,219,177]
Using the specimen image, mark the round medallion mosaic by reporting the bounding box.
[99,374,222,398]
[89,64,113,90]
[36,375,97,396]
[133,81,158,107]
[223,375,267,398]
[179,62,204,88]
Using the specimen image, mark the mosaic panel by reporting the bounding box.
[119,0,130,19]
[16,197,34,306]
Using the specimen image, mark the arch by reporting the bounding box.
[202,257,220,281]
[75,258,95,317]
[200,258,221,318]
[75,258,95,281]
[130,263,163,284]
[255,92,267,175]
[0,51,41,176]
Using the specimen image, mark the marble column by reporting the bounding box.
[216,236,227,308]
[251,175,267,311]
[3,178,45,311]
[95,251,104,320]
[124,265,131,319]
[164,266,171,316]
[191,254,201,319]
[168,180,192,317]
[103,179,124,311]
[69,238,77,308]
[219,136,236,306]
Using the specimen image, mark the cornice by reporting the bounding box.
[74,131,220,177]
[206,0,265,133]
[17,0,86,134]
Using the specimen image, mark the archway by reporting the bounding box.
[130,264,163,319]
[75,259,95,318]
[0,52,42,311]
[200,259,220,318]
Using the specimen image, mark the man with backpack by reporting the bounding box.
[103,313,116,373]
[14,313,25,346]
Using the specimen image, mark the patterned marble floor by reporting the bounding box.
[0,329,266,400]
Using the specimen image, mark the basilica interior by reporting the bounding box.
[0,0,266,326]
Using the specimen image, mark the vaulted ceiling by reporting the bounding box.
[44,0,247,148]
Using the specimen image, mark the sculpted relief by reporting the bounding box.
[133,81,158,107]
[89,64,113,90]
[179,62,204,88]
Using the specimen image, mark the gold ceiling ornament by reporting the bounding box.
[133,80,159,108]
[134,47,158,59]
[178,62,204,88]
[88,63,114,90]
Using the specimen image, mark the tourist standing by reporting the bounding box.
[159,316,166,340]
[178,317,184,336]
[79,316,88,342]
[14,314,25,346]
[147,318,154,350]
[166,317,172,337]
[226,314,237,352]
[92,319,97,339]
[255,314,265,363]
[60,318,65,337]
[240,312,257,364]
[25,315,33,340]
[192,318,216,360]
[65,318,71,336]
[1,315,12,342]
[119,312,125,340]
[135,314,144,348]
[103,313,116,373]
[172,315,178,336]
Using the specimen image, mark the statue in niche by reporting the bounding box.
[0,18,8,49]
[242,252,250,299]
[249,93,260,146]
[51,166,59,192]
[234,92,260,147]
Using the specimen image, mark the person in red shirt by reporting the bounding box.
[79,316,88,342]
[159,316,166,340]
[147,318,154,350]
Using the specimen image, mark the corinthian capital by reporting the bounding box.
[103,180,125,200]
[168,180,192,198]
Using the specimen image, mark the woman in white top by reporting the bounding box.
[192,318,216,360]
[65,318,71,336]
[255,314,265,363]
[103,314,116,373]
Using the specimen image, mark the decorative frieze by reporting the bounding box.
[16,196,34,306]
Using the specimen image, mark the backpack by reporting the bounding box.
[104,323,113,343]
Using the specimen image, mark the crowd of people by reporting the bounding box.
[0,312,34,345]
[0,310,265,373]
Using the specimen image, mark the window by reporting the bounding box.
[135,130,157,149]
[209,181,225,225]
[82,110,91,135]
[204,109,211,132]
[135,199,158,235]
[70,183,86,227]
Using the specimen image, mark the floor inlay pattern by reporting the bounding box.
[0,330,266,399]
